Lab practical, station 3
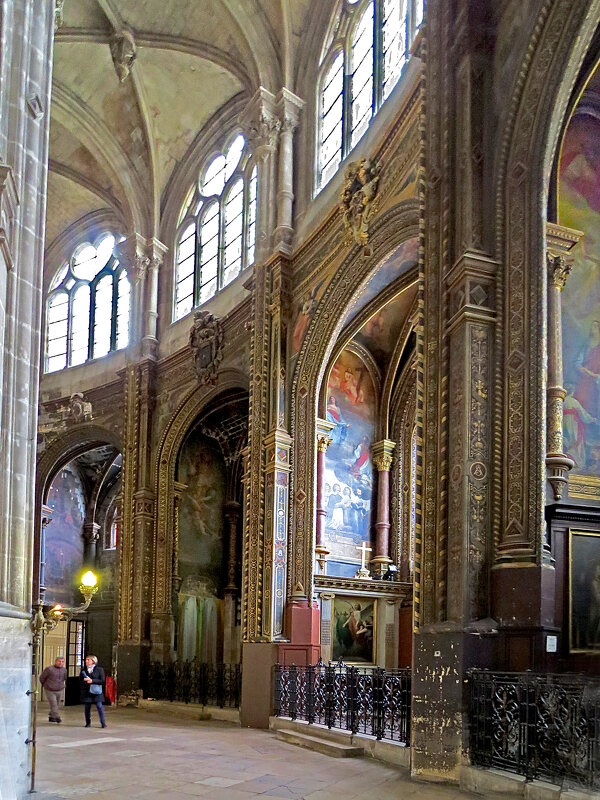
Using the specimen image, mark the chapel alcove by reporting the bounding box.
[173,391,248,666]
[41,444,122,697]
[314,240,418,668]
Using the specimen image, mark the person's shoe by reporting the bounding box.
[56,718,62,723]
[101,724,107,728]
[49,717,58,723]
[85,724,90,728]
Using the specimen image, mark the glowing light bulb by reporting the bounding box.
[80,571,97,589]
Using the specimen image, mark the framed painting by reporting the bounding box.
[569,529,600,653]
[331,596,376,664]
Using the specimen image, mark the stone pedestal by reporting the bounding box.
[0,610,31,800]
[278,601,320,666]
[114,641,150,696]
[240,642,280,728]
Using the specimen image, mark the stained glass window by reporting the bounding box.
[45,233,130,373]
[317,0,423,192]
[174,133,257,321]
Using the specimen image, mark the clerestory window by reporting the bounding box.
[174,133,257,321]
[317,0,424,192]
[45,233,130,373]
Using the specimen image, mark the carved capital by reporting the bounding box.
[546,221,583,290]
[276,87,304,134]
[547,253,572,290]
[238,87,280,157]
[317,434,332,453]
[371,439,396,472]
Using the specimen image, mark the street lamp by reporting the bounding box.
[28,570,99,792]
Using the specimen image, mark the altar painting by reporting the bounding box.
[559,66,600,487]
[324,349,376,577]
[332,596,376,664]
[176,429,225,662]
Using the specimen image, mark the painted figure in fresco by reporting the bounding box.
[564,382,596,468]
[340,368,364,405]
[341,486,354,529]
[353,487,370,540]
[328,484,343,528]
[326,395,349,445]
[350,435,370,479]
[574,320,600,439]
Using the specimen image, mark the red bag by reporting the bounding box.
[105,675,116,705]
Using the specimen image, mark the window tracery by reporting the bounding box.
[317,0,424,192]
[45,233,129,373]
[174,133,257,321]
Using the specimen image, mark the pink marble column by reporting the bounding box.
[315,419,334,573]
[371,439,396,577]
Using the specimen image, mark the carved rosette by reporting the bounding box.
[189,310,224,386]
[110,29,137,82]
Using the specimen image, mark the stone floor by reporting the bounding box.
[34,704,475,800]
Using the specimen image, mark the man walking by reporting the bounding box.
[40,656,67,723]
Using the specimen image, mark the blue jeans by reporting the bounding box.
[84,698,106,726]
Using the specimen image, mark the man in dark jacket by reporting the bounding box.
[80,655,107,728]
[40,656,67,723]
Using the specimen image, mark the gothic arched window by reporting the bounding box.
[317,0,424,192]
[45,233,130,373]
[174,133,257,321]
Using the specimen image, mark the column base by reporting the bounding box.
[370,556,393,578]
[279,601,321,666]
[114,641,150,698]
[240,642,280,728]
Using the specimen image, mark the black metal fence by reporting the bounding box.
[273,658,411,744]
[143,661,241,708]
[469,670,600,791]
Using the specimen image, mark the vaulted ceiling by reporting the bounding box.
[47,0,316,258]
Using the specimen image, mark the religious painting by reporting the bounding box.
[45,465,86,606]
[176,428,226,663]
[569,530,600,653]
[324,348,376,577]
[177,429,226,592]
[354,283,417,371]
[332,596,376,664]
[559,63,600,497]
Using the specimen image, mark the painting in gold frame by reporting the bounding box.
[569,529,600,653]
[331,596,377,664]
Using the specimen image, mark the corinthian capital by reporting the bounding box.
[238,88,280,157]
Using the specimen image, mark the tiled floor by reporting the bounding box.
[34,704,474,800]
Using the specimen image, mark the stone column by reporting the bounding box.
[545,222,582,501]
[116,235,167,360]
[273,89,304,253]
[83,521,101,567]
[38,505,53,604]
[239,88,280,264]
[315,419,334,573]
[170,481,187,624]
[371,439,396,577]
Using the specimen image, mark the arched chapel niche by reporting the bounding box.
[315,239,418,667]
[41,444,121,679]
[172,391,248,665]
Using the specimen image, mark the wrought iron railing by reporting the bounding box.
[143,660,241,708]
[469,670,600,791]
[273,658,411,744]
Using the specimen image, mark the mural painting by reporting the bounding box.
[176,429,226,663]
[354,283,417,371]
[570,530,600,653]
[45,465,86,606]
[560,66,600,480]
[325,348,376,577]
[332,596,376,664]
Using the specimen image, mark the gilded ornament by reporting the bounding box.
[341,158,381,247]
[189,310,224,386]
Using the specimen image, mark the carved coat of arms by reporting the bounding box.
[341,158,381,247]
[189,310,224,385]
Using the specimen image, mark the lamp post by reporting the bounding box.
[28,571,99,792]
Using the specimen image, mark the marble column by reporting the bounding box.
[371,439,396,577]
[83,521,101,567]
[315,418,334,573]
[38,505,53,604]
[545,222,582,501]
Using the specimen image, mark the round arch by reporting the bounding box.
[289,199,419,597]
[153,368,250,617]
[496,0,600,553]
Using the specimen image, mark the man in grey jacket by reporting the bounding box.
[40,656,67,723]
